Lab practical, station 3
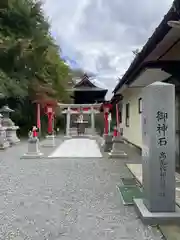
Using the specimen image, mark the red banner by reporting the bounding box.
[47,112,53,134]
[36,103,41,130]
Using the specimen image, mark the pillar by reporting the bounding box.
[143,82,175,212]
[104,112,109,135]
[116,103,120,136]
[36,103,41,134]
[91,106,95,134]
[47,112,53,135]
[134,82,180,224]
[66,107,71,136]
[108,113,111,134]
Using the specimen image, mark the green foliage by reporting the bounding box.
[0,0,72,135]
[0,0,71,99]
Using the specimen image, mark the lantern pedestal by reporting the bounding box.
[109,136,127,158]
[22,137,43,159]
[89,134,97,139]
[0,127,10,149]
[42,134,56,147]
[6,126,20,145]
[64,135,72,139]
[103,134,113,152]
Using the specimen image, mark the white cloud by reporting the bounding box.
[42,0,174,98]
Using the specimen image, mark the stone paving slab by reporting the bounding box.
[0,138,163,240]
[49,138,102,158]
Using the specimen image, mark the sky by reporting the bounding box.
[42,0,174,98]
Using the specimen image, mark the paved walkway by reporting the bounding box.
[49,138,102,158]
[0,138,163,240]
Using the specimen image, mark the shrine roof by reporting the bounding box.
[73,74,107,91]
[113,0,180,94]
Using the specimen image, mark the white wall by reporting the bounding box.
[121,87,143,148]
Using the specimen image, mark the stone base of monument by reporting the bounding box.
[22,137,43,159]
[109,136,127,158]
[0,141,9,150]
[42,135,56,147]
[0,128,10,149]
[103,134,113,152]
[89,135,96,139]
[134,198,180,225]
[101,138,105,146]
[64,134,72,138]
[109,151,127,158]
[22,152,43,159]
[6,126,20,145]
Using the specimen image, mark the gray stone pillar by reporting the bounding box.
[103,134,113,152]
[91,106,95,135]
[66,107,71,137]
[42,134,56,147]
[134,81,180,224]
[22,136,43,159]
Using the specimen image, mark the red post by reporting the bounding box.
[113,126,118,137]
[47,112,53,134]
[46,105,54,135]
[119,111,122,136]
[116,103,120,136]
[104,112,109,134]
[36,103,41,131]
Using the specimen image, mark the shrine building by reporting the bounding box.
[59,73,108,136]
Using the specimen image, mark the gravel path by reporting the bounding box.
[0,139,163,240]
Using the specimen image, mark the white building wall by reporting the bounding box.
[121,88,143,148]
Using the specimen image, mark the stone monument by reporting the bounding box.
[109,135,127,158]
[134,82,180,224]
[75,114,88,136]
[0,113,9,149]
[103,133,113,152]
[0,105,20,145]
[42,133,56,147]
[22,129,43,159]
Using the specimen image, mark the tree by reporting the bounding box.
[0,0,71,135]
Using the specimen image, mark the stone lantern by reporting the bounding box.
[0,105,20,145]
[0,113,10,149]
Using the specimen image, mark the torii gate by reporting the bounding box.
[58,103,101,137]
[58,102,113,137]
